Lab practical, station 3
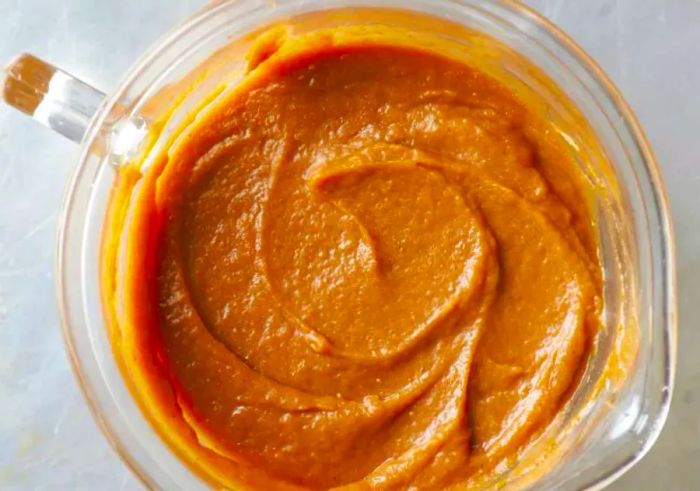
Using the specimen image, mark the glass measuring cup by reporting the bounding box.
[1,1,676,489]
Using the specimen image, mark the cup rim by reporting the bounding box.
[54,1,678,489]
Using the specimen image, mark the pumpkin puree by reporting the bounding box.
[102,26,603,490]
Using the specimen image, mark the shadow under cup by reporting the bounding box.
[23,1,673,490]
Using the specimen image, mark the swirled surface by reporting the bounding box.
[135,44,600,489]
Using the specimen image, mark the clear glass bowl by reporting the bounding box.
[3,1,676,489]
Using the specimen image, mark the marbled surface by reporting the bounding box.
[0,1,697,489]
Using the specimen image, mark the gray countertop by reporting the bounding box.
[0,1,697,489]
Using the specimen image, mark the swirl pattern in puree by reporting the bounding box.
[112,39,601,490]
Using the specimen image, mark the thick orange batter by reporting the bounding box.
[103,27,602,490]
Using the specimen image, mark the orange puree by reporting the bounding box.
[103,27,602,490]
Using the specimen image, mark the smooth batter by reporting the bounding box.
[103,31,602,490]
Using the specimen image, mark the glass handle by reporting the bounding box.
[2,53,105,143]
